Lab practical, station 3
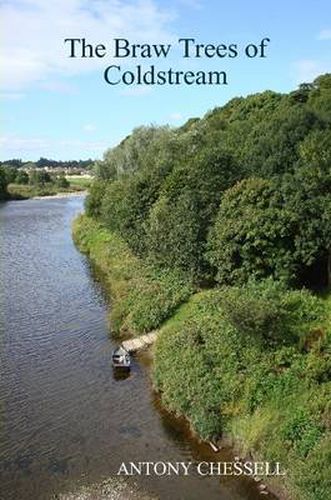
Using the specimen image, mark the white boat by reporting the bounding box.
[112,346,131,369]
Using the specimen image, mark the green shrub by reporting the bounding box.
[85,180,107,218]
[0,166,8,200]
[281,408,324,457]
[72,215,193,336]
[218,279,325,345]
[153,285,330,498]
[146,192,202,277]
[55,174,69,189]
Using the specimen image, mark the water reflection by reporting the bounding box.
[112,368,132,382]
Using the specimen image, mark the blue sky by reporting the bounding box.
[1,0,331,161]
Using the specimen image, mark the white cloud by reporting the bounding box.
[0,133,108,159]
[39,81,78,94]
[318,29,331,40]
[0,134,50,153]
[169,112,183,121]
[0,92,25,100]
[83,123,97,133]
[0,0,176,91]
[293,59,331,83]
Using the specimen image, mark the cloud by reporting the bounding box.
[0,133,109,160]
[169,112,183,121]
[0,0,176,91]
[293,59,331,83]
[318,29,331,40]
[83,123,97,133]
[0,92,25,101]
[0,134,50,153]
[39,81,78,94]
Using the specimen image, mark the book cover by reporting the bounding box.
[0,1,330,499]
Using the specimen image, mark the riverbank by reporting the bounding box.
[73,214,331,500]
[7,183,87,200]
[72,214,194,336]
[53,476,156,500]
[32,191,88,200]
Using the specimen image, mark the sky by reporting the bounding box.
[1,0,331,161]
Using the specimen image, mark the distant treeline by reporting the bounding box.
[0,157,93,170]
[0,158,93,199]
[87,73,331,290]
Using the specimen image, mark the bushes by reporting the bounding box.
[86,74,331,287]
[145,147,240,278]
[72,215,193,336]
[55,174,69,189]
[0,166,8,200]
[146,192,202,276]
[207,175,330,288]
[207,178,293,284]
[217,279,325,345]
[75,75,331,499]
[153,284,331,498]
[122,268,193,333]
[85,180,107,218]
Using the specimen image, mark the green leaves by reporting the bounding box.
[0,166,8,200]
[208,174,330,288]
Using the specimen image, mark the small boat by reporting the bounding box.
[112,346,131,369]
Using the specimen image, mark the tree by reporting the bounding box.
[146,192,202,276]
[207,175,331,288]
[15,170,29,185]
[55,174,69,189]
[2,165,18,184]
[281,164,331,287]
[85,180,107,218]
[0,167,8,200]
[100,125,174,180]
[308,73,331,123]
[207,178,292,285]
[29,169,52,186]
[145,147,240,278]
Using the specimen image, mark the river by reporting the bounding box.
[0,196,269,500]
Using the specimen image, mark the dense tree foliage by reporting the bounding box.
[14,169,29,185]
[0,167,8,200]
[0,163,86,199]
[0,157,93,171]
[29,169,52,186]
[207,178,292,284]
[55,173,70,189]
[79,74,331,500]
[207,171,331,287]
[153,284,330,499]
[87,74,331,288]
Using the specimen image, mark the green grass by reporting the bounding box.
[153,286,331,500]
[73,214,331,500]
[67,176,93,188]
[8,183,86,199]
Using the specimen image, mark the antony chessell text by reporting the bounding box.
[117,460,285,477]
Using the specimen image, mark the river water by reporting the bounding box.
[0,196,268,500]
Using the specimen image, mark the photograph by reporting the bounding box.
[0,1,330,499]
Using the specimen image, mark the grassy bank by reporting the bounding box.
[8,183,87,200]
[73,215,330,500]
[66,176,92,189]
[72,215,193,336]
[153,287,330,500]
